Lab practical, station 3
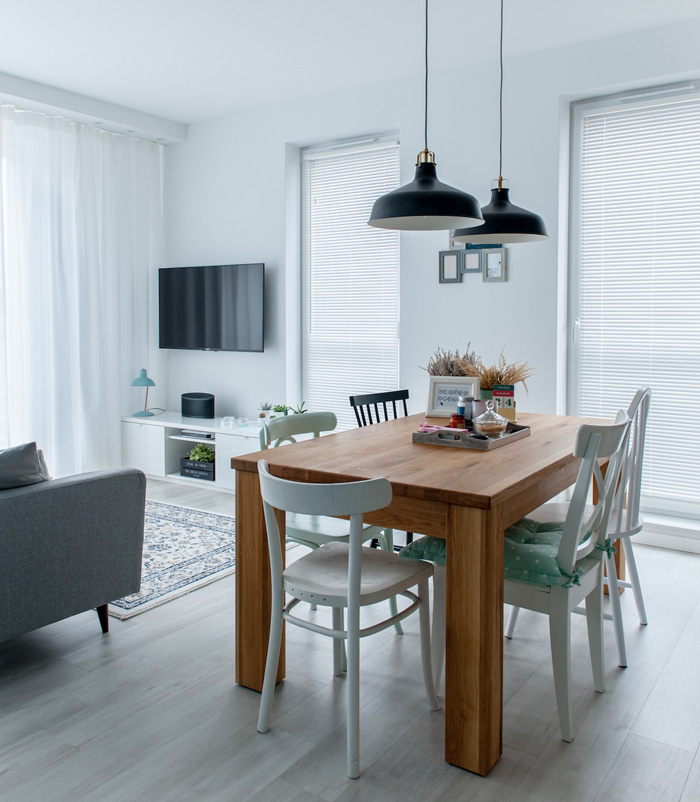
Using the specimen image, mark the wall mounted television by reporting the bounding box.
[159,263,264,352]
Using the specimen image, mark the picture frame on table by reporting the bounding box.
[482,247,507,282]
[426,375,481,418]
[439,250,462,283]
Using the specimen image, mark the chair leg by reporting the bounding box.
[548,596,574,742]
[604,551,627,668]
[381,529,403,636]
[431,564,446,693]
[585,570,607,691]
[346,599,361,779]
[332,608,344,677]
[505,605,520,639]
[257,591,284,734]
[96,604,109,633]
[418,578,440,711]
[622,537,648,626]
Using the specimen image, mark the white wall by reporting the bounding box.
[163,19,700,419]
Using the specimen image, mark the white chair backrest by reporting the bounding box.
[557,411,630,573]
[610,388,651,538]
[257,459,392,596]
[259,411,337,450]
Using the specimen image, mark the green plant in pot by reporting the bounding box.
[258,401,273,420]
[271,404,289,418]
[290,402,307,414]
[186,444,215,462]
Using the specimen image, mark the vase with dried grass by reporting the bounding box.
[424,345,533,401]
[461,349,533,400]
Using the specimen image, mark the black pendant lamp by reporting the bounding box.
[368,0,483,232]
[452,0,548,244]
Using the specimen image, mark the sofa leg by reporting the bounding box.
[96,604,109,633]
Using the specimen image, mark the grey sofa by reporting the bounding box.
[0,467,146,643]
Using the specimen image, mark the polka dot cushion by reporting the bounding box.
[400,517,570,587]
[502,517,566,585]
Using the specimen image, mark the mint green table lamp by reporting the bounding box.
[131,369,155,417]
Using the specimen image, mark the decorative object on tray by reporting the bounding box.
[439,250,462,283]
[180,443,215,481]
[109,501,235,619]
[413,419,530,450]
[473,401,508,438]
[426,376,480,417]
[493,384,516,421]
[423,344,532,420]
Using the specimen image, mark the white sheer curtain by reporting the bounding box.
[0,105,164,476]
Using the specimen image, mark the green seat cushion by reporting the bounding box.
[400,517,576,587]
[399,536,446,564]
[503,517,566,585]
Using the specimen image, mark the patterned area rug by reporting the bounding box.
[109,500,236,620]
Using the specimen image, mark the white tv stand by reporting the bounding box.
[121,411,262,492]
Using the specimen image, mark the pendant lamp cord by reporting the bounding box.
[498,0,504,183]
[424,0,429,152]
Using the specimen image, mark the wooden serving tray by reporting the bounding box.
[412,422,530,450]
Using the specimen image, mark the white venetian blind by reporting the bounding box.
[302,139,400,429]
[571,89,700,516]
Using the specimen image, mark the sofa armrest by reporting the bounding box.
[0,468,146,642]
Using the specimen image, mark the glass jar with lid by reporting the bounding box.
[473,400,508,439]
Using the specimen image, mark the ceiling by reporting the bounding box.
[1,0,699,124]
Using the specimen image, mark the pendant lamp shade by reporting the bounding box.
[367,0,483,232]
[368,150,484,231]
[454,0,548,245]
[451,184,548,243]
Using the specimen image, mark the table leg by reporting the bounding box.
[235,469,285,691]
[445,505,503,775]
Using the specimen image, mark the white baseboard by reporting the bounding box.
[635,514,700,555]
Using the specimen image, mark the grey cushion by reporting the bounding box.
[0,442,50,490]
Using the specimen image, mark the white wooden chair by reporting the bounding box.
[401,413,629,743]
[256,459,439,779]
[259,412,394,550]
[505,388,651,668]
[259,411,402,632]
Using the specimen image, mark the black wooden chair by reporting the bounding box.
[348,389,413,549]
[348,389,410,428]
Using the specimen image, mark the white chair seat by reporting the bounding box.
[285,542,434,607]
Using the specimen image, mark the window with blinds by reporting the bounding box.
[302,139,400,430]
[569,87,700,517]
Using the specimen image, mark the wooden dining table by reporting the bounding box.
[231,411,603,775]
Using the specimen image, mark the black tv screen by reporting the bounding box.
[159,263,264,352]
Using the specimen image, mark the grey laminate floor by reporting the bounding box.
[1,480,699,801]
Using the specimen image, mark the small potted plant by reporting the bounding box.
[180,443,216,481]
[289,402,307,414]
[258,402,273,421]
[270,404,289,419]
